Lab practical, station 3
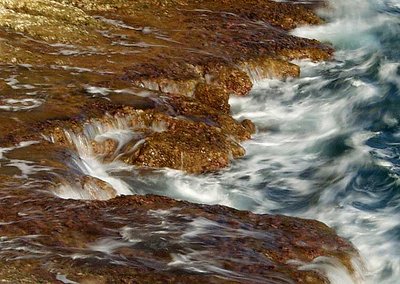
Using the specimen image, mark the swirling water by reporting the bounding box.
[113,0,399,282]
[49,0,400,282]
[246,1,400,282]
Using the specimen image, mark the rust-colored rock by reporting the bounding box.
[203,63,254,97]
[124,118,244,173]
[194,83,230,114]
[0,1,360,283]
[0,188,359,283]
[239,57,301,81]
[0,0,334,173]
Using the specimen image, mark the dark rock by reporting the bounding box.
[0,189,359,283]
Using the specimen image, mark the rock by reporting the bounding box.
[202,63,254,97]
[0,0,101,43]
[0,0,333,174]
[239,57,301,81]
[29,92,254,173]
[164,94,255,140]
[193,83,230,114]
[0,190,360,283]
[124,117,244,173]
[0,2,359,282]
[54,176,118,200]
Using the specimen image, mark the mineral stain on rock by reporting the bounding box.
[0,0,361,283]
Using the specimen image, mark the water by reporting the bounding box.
[63,1,399,282]
[13,0,397,282]
[232,1,400,282]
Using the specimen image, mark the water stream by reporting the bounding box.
[1,0,399,282]
[58,0,400,282]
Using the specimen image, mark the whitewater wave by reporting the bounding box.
[51,0,400,282]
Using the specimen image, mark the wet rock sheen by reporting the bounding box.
[0,0,359,283]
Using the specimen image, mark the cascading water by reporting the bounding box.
[49,0,400,282]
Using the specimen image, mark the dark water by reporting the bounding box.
[44,0,399,282]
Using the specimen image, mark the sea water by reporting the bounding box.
[139,0,400,282]
[59,0,400,282]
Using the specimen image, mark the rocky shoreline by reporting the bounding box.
[0,0,361,283]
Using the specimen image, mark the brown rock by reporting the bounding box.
[239,57,301,81]
[125,118,243,173]
[0,0,334,175]
[193,83,230,114]
[203,63,254,97]
[0,2,356,282]
[0,191,360,283]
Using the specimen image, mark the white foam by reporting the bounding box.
[0,98,44,111]
[291,0,391,50]
[95,16,140,30]
[89,238,131,255]
[303,205,400,284]
[290,256,364,284]
[85,86,111,97]
[379,62,400,89]
[56,274,78,284]
[7,159,52,178]
[51,116,141,197]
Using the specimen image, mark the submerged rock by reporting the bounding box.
[0,188,360,283]
[54,175,118,200]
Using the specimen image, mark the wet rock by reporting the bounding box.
[239,57,301,81]
[0,0,333,175]
[193,83,230,114]
[162,94,254,138]
[0,0,101,43]
[241,118,257,134]
[54,176,118,200]
[202,63,254,97]
[0,2,358,282]
[91,138,119,158]
[124,117,244,173]
[33,93,253,173]
[121,61,203,97]
[0,191,360,283]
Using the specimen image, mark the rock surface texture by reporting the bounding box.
[0,0,361,283]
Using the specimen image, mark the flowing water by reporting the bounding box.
[233,1,400,282]
[1,0,399,283]
[61,0,399,282]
